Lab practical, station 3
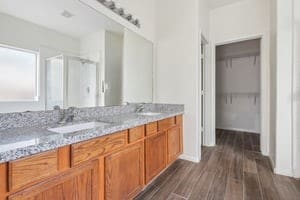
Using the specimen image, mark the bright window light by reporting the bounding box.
[0,44,39,101]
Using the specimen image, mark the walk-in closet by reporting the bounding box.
[216,39,261,146]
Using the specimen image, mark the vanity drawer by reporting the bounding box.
[71,131,127,166]
[9,150,58,191]
[128,126,145,143]
[176,115,183,125]
[158,117,176,131]
[146,122,158,136]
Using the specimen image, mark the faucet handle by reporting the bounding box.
[67,107,76,112]
[53,105,61,110]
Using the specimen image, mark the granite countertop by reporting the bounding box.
[0,110,183,164]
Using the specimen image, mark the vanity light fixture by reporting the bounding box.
[96,0,140,28]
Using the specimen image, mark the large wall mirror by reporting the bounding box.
[0,0,153,113]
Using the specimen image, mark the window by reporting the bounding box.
[0,44,39,101]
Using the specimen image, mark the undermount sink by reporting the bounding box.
[48,122,110,134]
[137,112,162,116]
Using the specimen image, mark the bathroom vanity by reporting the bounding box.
[0,1,184,199]
[0,104,184,200]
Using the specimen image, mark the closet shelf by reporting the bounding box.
[217,92,260,96]
[216,52,260,61]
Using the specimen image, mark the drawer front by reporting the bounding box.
[71,131,127,166]
[146,122,157,136]
[158,117,175,131]
[176,115,183,126]
[128,126,145,143]
[9,150,58,191]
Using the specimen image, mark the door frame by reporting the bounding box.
[199,36,208,149]
[204,34,270,156]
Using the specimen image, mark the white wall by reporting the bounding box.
[0,12,80,113]
[269,0,277,169]
[293,0,300,178]
[199,0,210,39]
[122,29,153,103]
[79,0,156,42]
[209,0,271,155]
[80,30,105,63]
[275,0,294,177]
[155,0,203,162]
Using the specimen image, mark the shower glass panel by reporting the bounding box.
[46,55,98,110]
[46,56,64,110]
[67,57,98,108]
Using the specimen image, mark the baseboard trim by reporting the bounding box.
[179,154,200,163]
[202,143,215,147]
[274,167,293,177]
[216,127,260,134]
[294,168,300,179]
[269,156,275,170]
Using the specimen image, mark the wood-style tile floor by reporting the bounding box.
[135,130,300,200]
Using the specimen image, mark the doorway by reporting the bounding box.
[215,39,261,149]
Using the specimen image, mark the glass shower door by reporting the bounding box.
[67,57,98,108]
[46,56,64,110]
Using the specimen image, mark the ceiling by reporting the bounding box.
[209,0,246,9]
[0,0,123,39]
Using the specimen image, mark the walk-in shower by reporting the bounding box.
[46,55,99,110]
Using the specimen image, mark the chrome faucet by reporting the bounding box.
[136,103,145,113]
[55,106,76,124]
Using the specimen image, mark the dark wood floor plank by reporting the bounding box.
[251,133,260,152]
[188,171,216,200]
[206,168,229,200]
[134,160,182,200]
[273,174,300,200]
[224,178,243,200]
[138,130,299,200]
[149,161,194,200]
[243,133,254,151]
[256,156,281,200]
[173,148,213,198]
[167,193,187,200]
[204,150,223,173]
[244,150,258,174]
[244,172,263,200]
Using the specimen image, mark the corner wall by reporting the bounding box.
[269,0,277,168]
[293,0,300,178]
[275,0,294,177]
[155,0,204,162]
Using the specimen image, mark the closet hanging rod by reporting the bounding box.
[216,52,260,61]
[216,92,260,96]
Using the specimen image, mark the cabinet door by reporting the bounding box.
[8,160,99,200]
[167,126,182,164]
[105,142,144,200]
[145,132,167,183]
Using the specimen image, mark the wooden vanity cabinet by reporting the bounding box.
[145,131,167,183]
[167,115,183,164]
[0,115,183,200]
[167,126,182,163]
[105,142,144,200]
[8,160,99,200]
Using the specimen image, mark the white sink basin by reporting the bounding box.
[137,112,162,116]
[48,122,110,134]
